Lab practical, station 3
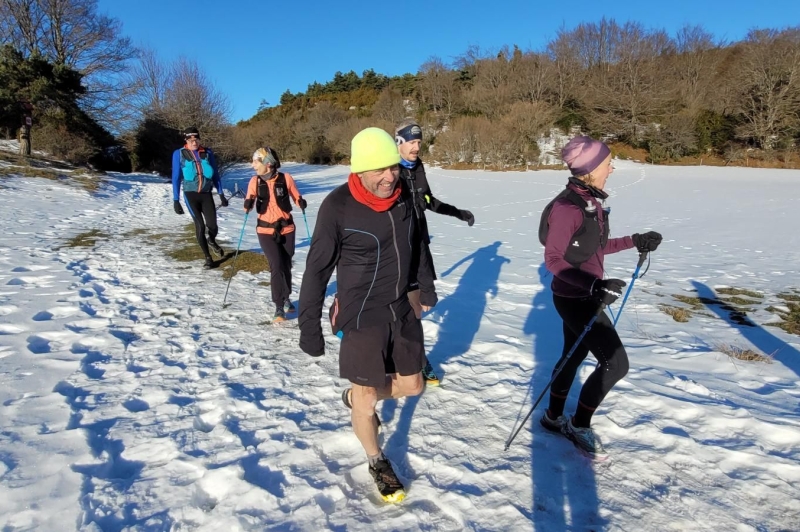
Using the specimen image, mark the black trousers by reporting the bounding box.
[258,231,296,306]
[549,295,629,413]
[184,191,218,258]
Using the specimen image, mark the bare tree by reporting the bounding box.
[734,28,800,149]
[672,24,720,111]
[463,54,515,119]
[371,88,408,124]
[0,0,44,55]
[418,56,457,118]
[510,51,554,104]
[584,21,673,142]
[547,26,582,108]
[0,0,137,129]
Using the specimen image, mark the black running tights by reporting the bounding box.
[184,191,218,258]
[547,295,629,425]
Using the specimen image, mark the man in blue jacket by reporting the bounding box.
[171,126,228,269]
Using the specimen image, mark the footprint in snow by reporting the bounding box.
[0,305,18,316]
[0,324,26,335]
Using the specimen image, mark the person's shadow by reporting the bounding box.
[521,263,604,530]
[382,242,510,475]
[692,281,800,378]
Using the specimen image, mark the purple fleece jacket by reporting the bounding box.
[544,184,634,298]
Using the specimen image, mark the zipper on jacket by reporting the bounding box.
[388,210,401,321]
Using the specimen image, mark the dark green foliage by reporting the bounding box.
[0,45,84,131]
[128,115,184,175]
[0,45,121,166]
[304,138,334,165]
[554,99,588,133]
[695,109,738,154]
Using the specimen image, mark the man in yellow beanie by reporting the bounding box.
[298,127,437,503]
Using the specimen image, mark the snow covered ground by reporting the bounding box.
[1,158,799,531]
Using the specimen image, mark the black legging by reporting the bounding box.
[258,231,296,306]
[184,191,218,258]
[548,295,629,427]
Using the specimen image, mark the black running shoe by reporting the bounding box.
[421,361,440,386]
[209,241,224,257]
[273,307,286,322]
[285,300,297,313]
[203,256,214,269]
[369,458,406,503]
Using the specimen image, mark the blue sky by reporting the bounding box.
[98,0,800,123]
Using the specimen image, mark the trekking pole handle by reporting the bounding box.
[636,251,648,270]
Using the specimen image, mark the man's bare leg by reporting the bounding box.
[351,373,424,455]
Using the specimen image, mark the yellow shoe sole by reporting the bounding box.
[381,490,406,503]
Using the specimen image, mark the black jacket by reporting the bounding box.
[399,158,465,244]
[298,181,437,356]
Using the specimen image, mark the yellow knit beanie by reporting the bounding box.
[350,127,401,173]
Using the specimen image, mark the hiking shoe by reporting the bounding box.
[342,388,381,430]
[563,418,608,460]
[203,256,214,269]
[209,240,224,257]
[273,307,286,322]
[369,457,406,503]
[540,410,568,433]
[285,300,297,313]
[421,361,439,386]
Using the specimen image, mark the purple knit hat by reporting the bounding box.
[561,136,611,176]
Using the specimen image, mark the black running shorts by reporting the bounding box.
[339,307,425,388]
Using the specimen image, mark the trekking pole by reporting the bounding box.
[504,304,606,451]
[222,212,249,309]
[302,208,312,244]
[609,251,649,326]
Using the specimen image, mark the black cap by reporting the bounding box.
[183,126,200,139]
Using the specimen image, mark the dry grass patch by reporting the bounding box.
[719,296,759,306]
[220,251,269,280]
[716,287,763,299]
[60,229,109,248]
[159,223,269,278]
[659,304,692,322]
[715,343,772,363]
[670,288,755,326]
[672,294,707,309]
[766,302,800,335]
[0,152,105,193]
[122,228,150,238]
[777,292,800,302]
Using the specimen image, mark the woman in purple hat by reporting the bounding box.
[538,136,662,460]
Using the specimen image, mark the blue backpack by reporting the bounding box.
[181,148,215,193]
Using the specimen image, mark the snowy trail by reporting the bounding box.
[1,161,800,531]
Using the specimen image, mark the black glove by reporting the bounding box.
[219,195,229,207]
[592,278,627,305]
[459,209,475,227]
[299,330,325,357]
[173,200,184,215]
[632,231,663,252]
[243,198,254,212]
[413,189,428,212]
[298,197,308,211]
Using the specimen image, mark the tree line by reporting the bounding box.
[2,1,798,173]
[237,21,800,169]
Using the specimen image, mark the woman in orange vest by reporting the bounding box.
[244,147,307,321]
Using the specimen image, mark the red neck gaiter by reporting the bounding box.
[348,173,401,212]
